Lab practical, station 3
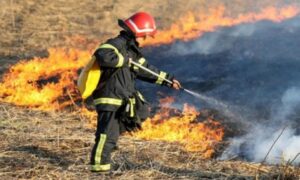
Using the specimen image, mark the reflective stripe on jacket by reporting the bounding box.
[92,30,173,112]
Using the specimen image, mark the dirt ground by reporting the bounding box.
[1,0,300,179]
[0,105,299,179]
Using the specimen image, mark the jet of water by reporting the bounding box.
[183,88,240,120]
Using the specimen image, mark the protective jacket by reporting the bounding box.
[90,30,174,172]
[92,31,173,117]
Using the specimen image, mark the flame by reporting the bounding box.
[141,5,299,46]
[132,97,224,158]
[0,4,299,156]
[1,5,299,110]
[0,48,90,110]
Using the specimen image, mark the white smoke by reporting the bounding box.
[168,23,256,55]
[272,87,300,123]
[221,87,300,164]
[229,23,256,37]
[161,16,300,164]
[168,31,221,55]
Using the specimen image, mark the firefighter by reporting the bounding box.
[89,12,181,173]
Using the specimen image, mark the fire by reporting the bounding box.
[132,97,224,158]
[0,4,299,156]
[1,5,299,110]
[0,48,91,110]
[141,5,299,46]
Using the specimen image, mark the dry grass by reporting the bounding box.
[1,0,300,58]
[1,0,300,179]
[0,0,202,58]
[0,104,299,179]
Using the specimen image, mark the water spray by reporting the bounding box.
[130,60,236,117]
[130,60,219,100]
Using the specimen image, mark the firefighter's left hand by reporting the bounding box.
[172,79,182,90]
[128,58,133,65]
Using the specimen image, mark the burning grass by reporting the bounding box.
[0,105,299,179]
[140,5,300,46]
[1,1,300,178]
[132,98,225,159]
[0,48,90,110]
[1,4,299,111]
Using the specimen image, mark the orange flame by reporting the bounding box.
[132,97,224,158]
[1,5,298,110]
[0,48,90,110]
[141,5,299,46]
[0,5,299,157]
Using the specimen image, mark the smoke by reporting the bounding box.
[143,14,300,164]
[167,17,300,62]
[221,87,300,164]
[272,87,300,123]
[168,23,257,56]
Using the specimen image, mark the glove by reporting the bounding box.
[172,79,182,90]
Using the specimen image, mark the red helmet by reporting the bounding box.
[123,12,157,38]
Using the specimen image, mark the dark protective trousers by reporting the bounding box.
[90,111,120,171]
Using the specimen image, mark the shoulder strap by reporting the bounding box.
[96,66,123,91]
[96,37,127,90]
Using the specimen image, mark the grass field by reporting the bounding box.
[1,0,300,179]
[1,105,299,179]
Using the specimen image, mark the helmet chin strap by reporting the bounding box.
[118,19,144,55]
[118,19,135,37]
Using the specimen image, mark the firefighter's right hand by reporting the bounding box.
[172,79,182,90]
